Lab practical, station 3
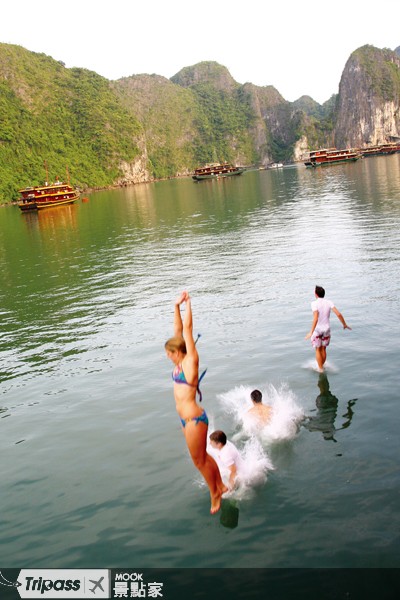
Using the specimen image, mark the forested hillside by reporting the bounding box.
[0,44,142,201]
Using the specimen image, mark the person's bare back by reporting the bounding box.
[248,403,272,425]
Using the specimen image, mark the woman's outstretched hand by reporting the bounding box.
[175,290,189,305]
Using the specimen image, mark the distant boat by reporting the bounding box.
[304,148,361,168]
[18,164,79,212]
[18,181,79,211]
[357,143,400,157]
[267,162,284,169]
[192,162,245,181]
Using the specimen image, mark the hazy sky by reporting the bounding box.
[1,0,399,104]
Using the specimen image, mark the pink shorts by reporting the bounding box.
[311,329,331,348]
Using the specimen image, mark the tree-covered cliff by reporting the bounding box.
[1,42,399,203]
[334,45,400,147]
[0,44,142,201]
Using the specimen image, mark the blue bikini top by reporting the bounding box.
[172,364,207,402]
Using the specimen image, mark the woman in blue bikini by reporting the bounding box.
[165,291,227,514]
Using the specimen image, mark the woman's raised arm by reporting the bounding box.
[173,291,187,337]
[182,294,198,362]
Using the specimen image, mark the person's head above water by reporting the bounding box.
[250,389,263,404]
[209,430,227,447]
[315,285,325,298]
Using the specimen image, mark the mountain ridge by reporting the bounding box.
[1,43,399,202]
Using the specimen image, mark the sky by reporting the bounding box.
[1,0,399,105]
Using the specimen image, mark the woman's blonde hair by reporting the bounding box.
[164,336,187,354]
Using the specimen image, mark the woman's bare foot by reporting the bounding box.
[210,491,223,515]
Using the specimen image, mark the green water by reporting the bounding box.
[1,157,400,570]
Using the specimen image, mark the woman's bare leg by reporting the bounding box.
[184,421,228,514]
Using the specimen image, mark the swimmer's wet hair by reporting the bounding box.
[250,389,263,403]
[209,430,227,445]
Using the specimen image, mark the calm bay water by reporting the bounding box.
[1,156,400,571]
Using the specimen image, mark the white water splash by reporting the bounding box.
[218,382,305,444]
[206,434,274,500]
[198,383,304,500]
[302,359,339,374]
[193,384,305,501]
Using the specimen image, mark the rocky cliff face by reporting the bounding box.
[129,62,312,167]
[238,83,286,164]
[334,45,400,147]
[113,46,400,179]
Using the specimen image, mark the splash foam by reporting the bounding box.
[218,382,305,444]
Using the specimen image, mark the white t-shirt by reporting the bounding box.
[212,441,245,476]
[311,297,335,331]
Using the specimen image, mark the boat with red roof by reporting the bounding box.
[18,164,79,212]
[304,148,361,168]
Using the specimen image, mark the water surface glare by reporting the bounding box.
[1,156,400,568]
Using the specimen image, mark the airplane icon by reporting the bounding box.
[89,576,105,594]
[0,571,21,587]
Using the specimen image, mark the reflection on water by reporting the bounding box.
[37,204,78,233]
[304,373,357,442]
[220,499,239,529]
[354,154,400,210]
[20,203,78,235]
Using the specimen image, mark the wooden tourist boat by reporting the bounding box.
[18,166,80,212]
[18,181,80,211]
[358,143,400,157]
[192,162,245,181]
[304,148,361,168]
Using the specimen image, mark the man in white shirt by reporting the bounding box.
[209,430,245,490]
[305,285,351,371]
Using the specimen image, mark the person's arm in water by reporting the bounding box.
[227,464,237,490]
[332,307,351,330]
[305,310,319,340]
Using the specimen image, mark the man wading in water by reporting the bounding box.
[305,285,351,371]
